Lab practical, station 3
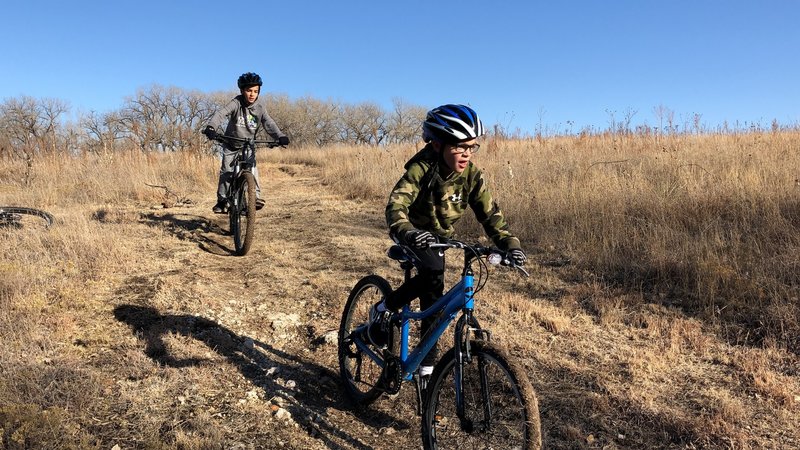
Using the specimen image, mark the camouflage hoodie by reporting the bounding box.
[386,144,521,250]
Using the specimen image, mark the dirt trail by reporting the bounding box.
[109,162,427,449]
[100,161,799,449]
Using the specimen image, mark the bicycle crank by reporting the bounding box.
[380,353,402,395]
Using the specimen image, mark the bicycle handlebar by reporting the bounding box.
[208,133,283,149]
[429,238,530,277]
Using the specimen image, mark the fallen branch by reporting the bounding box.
[145,183,193,207]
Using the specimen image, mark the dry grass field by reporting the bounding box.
[0,131,798,449]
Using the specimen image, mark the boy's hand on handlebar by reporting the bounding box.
[278,136,290,146]
[202,126,217,140]
[508,248,527,266]
[404,229,437,249]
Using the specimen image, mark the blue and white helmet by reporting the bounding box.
[422,104,485,144]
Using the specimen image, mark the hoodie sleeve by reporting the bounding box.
[385,160,429,240]
[468,168,521,250]
[206,98,239,130]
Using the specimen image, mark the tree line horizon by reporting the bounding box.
[1,84,797,160]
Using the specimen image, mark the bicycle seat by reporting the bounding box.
[387,245,411,262]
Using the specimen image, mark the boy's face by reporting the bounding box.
[437,139,479,173]
[241,86,260,105]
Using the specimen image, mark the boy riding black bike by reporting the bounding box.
[365,104,527,378]
[202,72,289,213]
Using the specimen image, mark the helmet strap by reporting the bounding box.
[434,142,455,177]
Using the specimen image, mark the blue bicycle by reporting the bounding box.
[338,238,541,449]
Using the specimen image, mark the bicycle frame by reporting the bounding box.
[340,240,539,447]
[352,242,486,380]
[227,144,254,205]
[209,134,281,255]
[211,135,279,203]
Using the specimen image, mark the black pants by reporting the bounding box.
[385,246,445,367]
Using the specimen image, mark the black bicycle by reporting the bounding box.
[339,238,541,449]
[0,206,54,229]
[208,134,280,256]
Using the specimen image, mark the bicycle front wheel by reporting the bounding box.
[229,172,256,256]
[0,206,54,229]
[338,275,395,406]
[422,341,541,450]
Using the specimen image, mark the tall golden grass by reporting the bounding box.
[0,149,220,447]
[0,132,798,447]
[3,134,797,350]
[264,132,800,351]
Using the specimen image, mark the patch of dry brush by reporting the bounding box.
[274,132,800,352]
[1,131,799,448]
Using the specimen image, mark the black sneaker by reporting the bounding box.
[365,302,392,349]
[212,201,226,214]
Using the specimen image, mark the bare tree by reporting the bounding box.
[1,89,429,160]
[387,97,425,144]
[170,88,215,151]
[80,110,126,154]
[301,97,343,146]
[120,86,167,151]
[341,102,388,145]
[262,93,305,143]
[119,85,216,152]
[0,96,69,183]
[621,108,638,135]
[0,96,68,151]
[653,104,675,136]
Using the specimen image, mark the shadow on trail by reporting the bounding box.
[139,212,235,256]
[113,304,411,449]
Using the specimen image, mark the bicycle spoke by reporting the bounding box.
[423,342,538,449]
[338,276,393,405]
[230,172,256,255]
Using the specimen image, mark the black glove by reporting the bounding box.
[278,136,290,146]
[508,248,527,266]
[404,229,436,249]
[202,126,217,140]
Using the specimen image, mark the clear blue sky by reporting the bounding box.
[1,1,797,134]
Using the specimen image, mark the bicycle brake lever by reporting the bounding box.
[498,255,530,277]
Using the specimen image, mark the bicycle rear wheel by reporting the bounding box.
[338,275,395,406]
[0,207,54,229]
[229,172,256,256]
[422,341,541,450]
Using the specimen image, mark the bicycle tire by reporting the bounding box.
[0,206,54,229]
[229,172,256,256]
[422,340,541,450]
[338,275,396,406]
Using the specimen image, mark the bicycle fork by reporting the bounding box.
[451,271,494,433]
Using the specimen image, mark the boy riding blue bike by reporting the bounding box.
[202,72,290,214]
[365,104,528,378]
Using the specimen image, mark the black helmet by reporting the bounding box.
[422,104,485,144]
[237,72,263,89]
